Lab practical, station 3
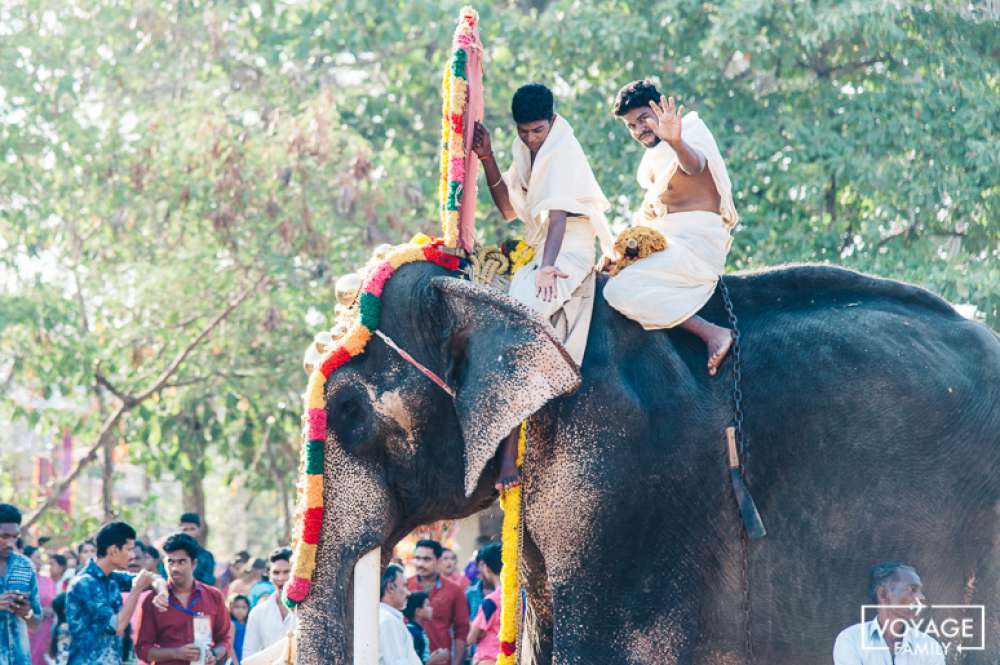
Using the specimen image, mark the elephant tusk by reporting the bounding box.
[354,547,381,665]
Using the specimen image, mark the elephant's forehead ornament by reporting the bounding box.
[286,237,460,608]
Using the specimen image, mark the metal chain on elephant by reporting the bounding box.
[718,277,754,661]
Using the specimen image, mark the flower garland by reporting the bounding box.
[285,237,460,608]
[497,422,527,665]
[607,226,668,277]
[439,7,479,247]
[507,240,535,274]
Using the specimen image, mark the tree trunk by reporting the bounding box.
[182,455,207,542]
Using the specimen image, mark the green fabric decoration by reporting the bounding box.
[305,439,324,475]
[451,48,467,79]
[359,292,382,330]
[446,181,462,211]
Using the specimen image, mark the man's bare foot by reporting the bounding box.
[496,456,521,492]
[706,329,734,376]
[495,427,522,491]
[678,315,734,376]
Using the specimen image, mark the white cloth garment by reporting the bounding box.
[604,113,737,329]
[378,602,422,665]
[502,115,610,364]
[833,620,946,665]
[603,210,731,329]
[242,592,298,658]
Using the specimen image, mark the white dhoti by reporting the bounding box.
[604,211,731,329]
[503,115,614,365]
[508,218,597,319]
[605,112,739,330]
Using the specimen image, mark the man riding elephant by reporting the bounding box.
[605,79,738,376]
[471,82,615,490]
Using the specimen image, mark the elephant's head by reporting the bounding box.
[294,261,580,663]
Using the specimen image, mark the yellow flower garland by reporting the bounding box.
[497,422,527,665]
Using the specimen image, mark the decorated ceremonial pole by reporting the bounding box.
[439,7,484,253]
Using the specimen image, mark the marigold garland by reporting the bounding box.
[439,7,479,247]
[497,422,527,665]
[607,226,668,276]
[508,240,535,274]
[285,239,460,608]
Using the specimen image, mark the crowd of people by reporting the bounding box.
[0,504,303,665]
[0,504,503,665]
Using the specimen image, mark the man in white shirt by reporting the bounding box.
[379,565,422,665]
[833,561,945,665]
[243,547,297,658]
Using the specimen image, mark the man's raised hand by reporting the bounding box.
[471,121,493,160]
[645,95,684,145]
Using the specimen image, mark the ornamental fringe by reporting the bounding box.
[285,239,459,608]
[497,422,527,665]
[439,7,479,247]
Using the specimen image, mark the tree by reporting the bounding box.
[2,0,996,537]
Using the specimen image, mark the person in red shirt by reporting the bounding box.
[439,549,469,591]
[136,532,231,665]
[406,540,469,665]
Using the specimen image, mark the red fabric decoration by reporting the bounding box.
[320,347,352,377]
[500,641,516,657]
[451,113,464,135]
[423,244,460,271]
[302,506,324,543]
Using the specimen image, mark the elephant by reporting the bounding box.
[293,259,1000,664]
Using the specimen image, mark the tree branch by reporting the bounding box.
[25,273,268,527]
[24,403,126,529]
[133,274,267,403]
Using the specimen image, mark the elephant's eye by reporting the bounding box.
[328,388,376,454]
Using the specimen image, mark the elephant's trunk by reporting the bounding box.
[295,545,381,664]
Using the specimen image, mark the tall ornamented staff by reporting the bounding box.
[439,7,484,253]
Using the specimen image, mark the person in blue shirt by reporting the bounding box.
[227,593,250,662]
[65,521,165,665]
[0,504,41,665]
[178,513,216,587]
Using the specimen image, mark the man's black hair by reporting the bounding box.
[478,543,502,576]
[24,545,38,558]
[380,564,404,597]
[144,544,161,561]
[38,536,51,546]
[511,83,554,124]
[0,503,22,525]
[269,547,292,564]
[869,560,916,603]
[234,549,251,563]
[50,593,67,657]
[403,591,429,621]
[415,539,443,559]
[179,512,202,527]
[251,557,267,571]
[50,553,67,569]
[95,521,137,557]
[613,79,662,117]
[15,538,23,551]
[77,539,95,555]
[162,532,200,561]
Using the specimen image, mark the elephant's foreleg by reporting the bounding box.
[519,528,553,665]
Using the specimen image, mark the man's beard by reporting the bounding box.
[641,134,661,149]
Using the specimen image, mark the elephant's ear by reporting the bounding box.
[432,277,581,496]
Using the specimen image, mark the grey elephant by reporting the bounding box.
[294,260,1000,664]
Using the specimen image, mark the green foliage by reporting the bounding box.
[1,0,996,529]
